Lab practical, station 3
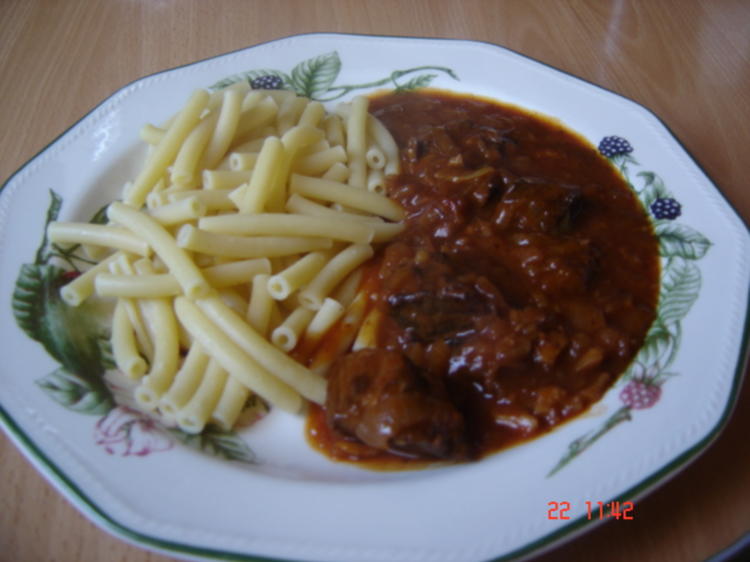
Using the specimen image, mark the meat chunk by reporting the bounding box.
[492,179,584,234]
[380,243,507,342]
[387,280,499,342]
[507,233,598,296]
[325,349,468,460]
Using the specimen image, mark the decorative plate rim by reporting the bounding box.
[1,32,749,562]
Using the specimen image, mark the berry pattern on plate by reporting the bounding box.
[250,75,284,90]
[598,135,633,158]
[650,197,682,220]
[549,137,711,476]
[620,379,662,410]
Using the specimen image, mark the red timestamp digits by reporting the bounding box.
[586,500,634,520]
[546,501,634,521]
[546,501,572,520]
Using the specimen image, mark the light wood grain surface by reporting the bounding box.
[1,1,748,561]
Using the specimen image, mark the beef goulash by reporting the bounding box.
[306,90,660,467]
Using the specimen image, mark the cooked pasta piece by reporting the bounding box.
[108,202,211,299]
[198,213,374,244]
[133,292,180,409]
[148,196,207,225]
[352,307,382,350]
[201,87,243,169]
[345,96,369,189]
[297,100,325,128]
[271,306,315,351]
[322,113,345,147]
[261,89,296,105]
[281,125,325,156]
[267,250,330,300]
[277,96,308,134]
[126,89,210,207]
[293,145,347,176]
[60,252,123,306]
[95,258,271,298]
[204,257,272,285]
[256,125,324,213]
[289,174,405,221]
[194,295,326,404]
[367,113,400,175]
[309,290,368,375]
[211,377,250,430]
[170,113,217,188]
[176,224,333,258]
[365,143,386,170]
[285,193,378,222]
[248,273,273,336]
[111,300,148,378]
[240,90,264,112]
[166,189,236,212]
[232,136,266,154]
[299,138,329,157]
[321,161,350,182]
[234,95,278,141]
[160,343,210,416]
[202,169,252,190]
[236,136,284,213]
[109,257,155,361]
[331,268,363,309]
[218,287,250,317]
[174,296,304,412]
[299,244,374,310]
[367,168,386,195]
[176,359,229,433]
[146,191,169,210]
[228,151,259,171]
[48,222,151,257]
[304,297,345,344]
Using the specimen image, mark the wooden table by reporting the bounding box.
[1,1,748,560]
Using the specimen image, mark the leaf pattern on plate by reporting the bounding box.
[170,425,257,464]
[658,258,702,326]
[209,50,459,101]
[548,137,712,476]
[394,73,438,92]
[289,51,342,99]
[655,223,712,260]
[38,367,113,415]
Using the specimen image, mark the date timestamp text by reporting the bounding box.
[547,501,634,521]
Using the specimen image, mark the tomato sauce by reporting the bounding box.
[306,90,659,467]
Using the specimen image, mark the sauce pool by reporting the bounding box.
[306,90,659,468]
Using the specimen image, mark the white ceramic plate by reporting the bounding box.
[1,33,748,562]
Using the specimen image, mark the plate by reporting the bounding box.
[1,33,749,562]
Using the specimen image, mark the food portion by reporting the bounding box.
[47,84,406,435]
[325,348,468,460]
[48,82,658,469]
[308,90,660,465]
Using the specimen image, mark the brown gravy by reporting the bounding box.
[306,90,659,468]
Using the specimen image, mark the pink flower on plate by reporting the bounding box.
[94,406,173,457]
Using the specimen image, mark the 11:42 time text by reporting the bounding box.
[547,501,634,521]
